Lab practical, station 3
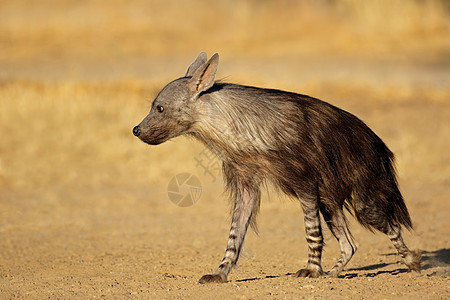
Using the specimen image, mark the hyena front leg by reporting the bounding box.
[295,192,324,278]
[199,181,260,284]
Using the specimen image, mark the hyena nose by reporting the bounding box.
[132,126,141,137]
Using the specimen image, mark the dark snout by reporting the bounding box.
[133,113,186,145]
[132,125,141,137]
[132,122,166,145]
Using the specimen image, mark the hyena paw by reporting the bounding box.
[325,268,341,278]
[404,250,421,272]
[198,273,227,284]
[294,266,324,278]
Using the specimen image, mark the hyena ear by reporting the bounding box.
[189,53,219,95]
[185,52,208,77]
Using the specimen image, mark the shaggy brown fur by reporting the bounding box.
[133,52,421,283]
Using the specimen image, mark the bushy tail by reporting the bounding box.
[350,145,413,233]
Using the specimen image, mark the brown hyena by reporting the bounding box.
[133,52,421,283]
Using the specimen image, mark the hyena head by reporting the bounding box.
[133,52,218,145]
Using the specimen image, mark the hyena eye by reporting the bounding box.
[156,105,164,113]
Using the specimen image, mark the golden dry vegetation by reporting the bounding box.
[0,0,449,298]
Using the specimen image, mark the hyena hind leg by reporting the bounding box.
[322,206,357,278]
[387,224,421,272]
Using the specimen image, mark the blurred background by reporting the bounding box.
[0,1,449,297]
[0,0,448,190]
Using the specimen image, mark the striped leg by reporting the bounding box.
[322,207,357,277]
[386,224,421,272]
[199,187,258,283]
[295,194,324,278]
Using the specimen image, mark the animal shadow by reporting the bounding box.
[345,248,450,278]
[420,248,450,276]
[235,249,450,282]
[235,273,293,283]
[344,261,409,278]
[420,248,450,269]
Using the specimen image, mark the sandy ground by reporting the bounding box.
[0,1,449,299]
[0,170,449,299]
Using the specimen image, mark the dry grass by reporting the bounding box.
[0,79,448,192]
[0,80,199,189]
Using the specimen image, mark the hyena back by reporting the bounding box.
[133,52,421,283]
